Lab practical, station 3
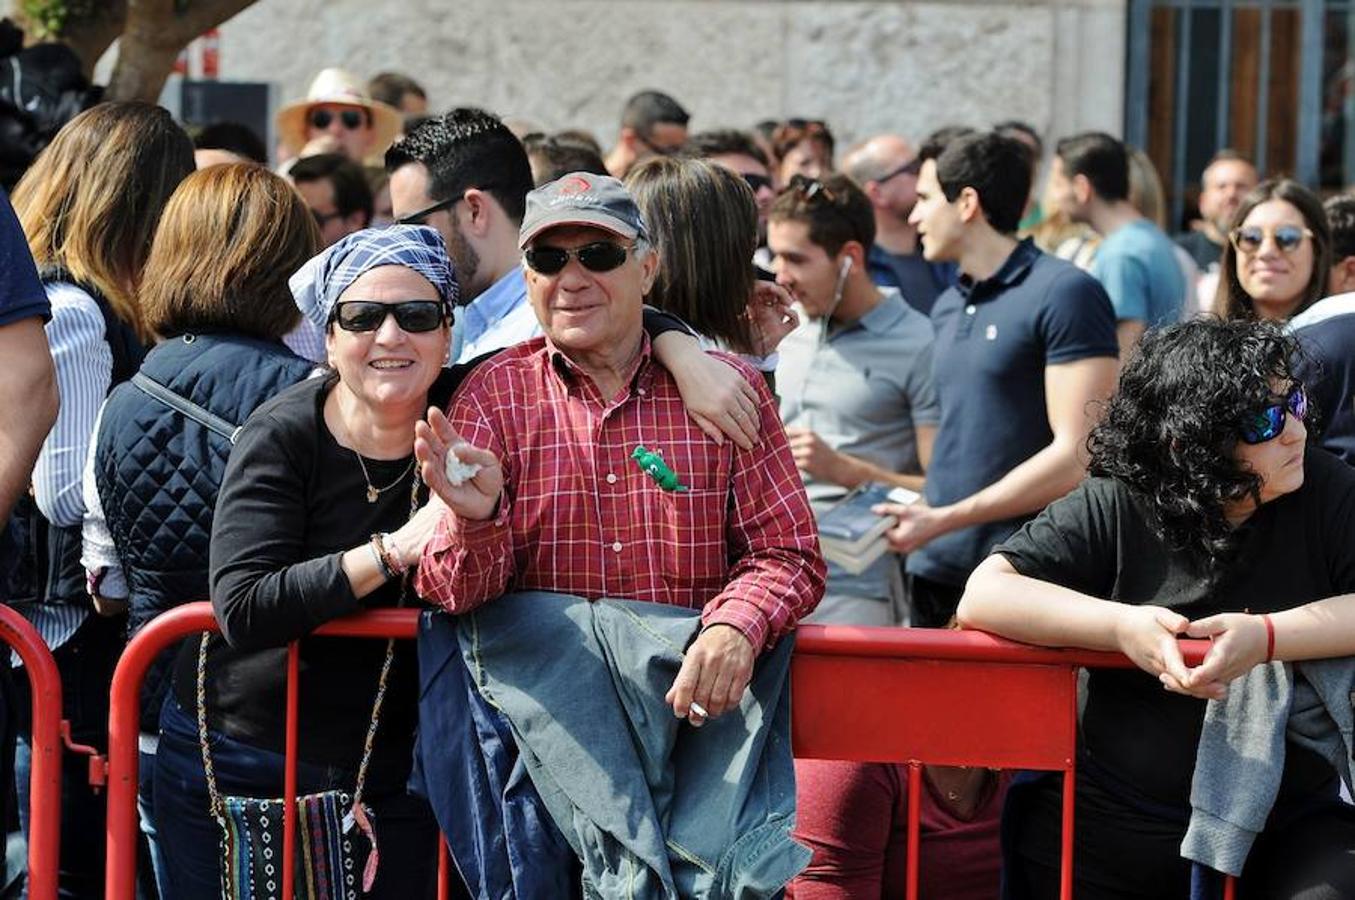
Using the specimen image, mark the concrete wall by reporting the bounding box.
[5,0,1128,153]
[199,0,1126,154]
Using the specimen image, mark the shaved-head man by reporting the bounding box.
[842,134,953,315]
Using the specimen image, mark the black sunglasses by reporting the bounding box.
[395,196,461,227]
[309,108,366,131]
[330,300,449,333]
[523,241,634,275]
[742,172,773,194]
[636,131,681,157]
[312,208,344,227]
[877,157,920,182]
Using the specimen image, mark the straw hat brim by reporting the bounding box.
[276,98,403,157]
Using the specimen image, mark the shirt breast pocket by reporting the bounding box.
[659,487,731,587]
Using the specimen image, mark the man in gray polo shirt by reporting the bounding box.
[772,173,938,625]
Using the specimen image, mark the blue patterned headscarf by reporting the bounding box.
[289,225,459,331]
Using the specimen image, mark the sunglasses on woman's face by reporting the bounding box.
[331,300,447,333]
[742,172,773,194]
[1239,386,1308,444]
[309,108,366,131]
[523,241,633,275]
[1229,224,1312,255]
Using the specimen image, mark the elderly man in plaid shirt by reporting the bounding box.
[413,172,825,726]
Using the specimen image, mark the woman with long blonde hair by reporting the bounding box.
[8,100,193,897]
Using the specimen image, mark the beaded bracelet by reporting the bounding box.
[368,535,397,581]
[374,532,408,577]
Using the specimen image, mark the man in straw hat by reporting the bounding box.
[276,67,402,165]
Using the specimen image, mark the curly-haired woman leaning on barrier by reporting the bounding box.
[960,318,1355,899]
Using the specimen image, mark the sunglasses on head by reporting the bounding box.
[788,174,837,204]
[1238,386,1308,444]
[523,241,633,275]
[331,300,448,333]
[1229,224,1313,255]
[309,108,366,131]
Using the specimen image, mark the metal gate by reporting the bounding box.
[1126,0,1354,227]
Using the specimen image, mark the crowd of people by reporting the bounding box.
[1,61,1355,900]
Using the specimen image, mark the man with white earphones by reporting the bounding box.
[771,173,939,626]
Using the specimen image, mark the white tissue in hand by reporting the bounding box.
[444,449,482,486]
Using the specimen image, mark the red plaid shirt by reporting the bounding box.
[415,336,825,650]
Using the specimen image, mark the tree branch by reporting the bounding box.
[105,0,257,102]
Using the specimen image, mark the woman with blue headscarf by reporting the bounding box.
[152,224,742,898]
[153,225,463,899]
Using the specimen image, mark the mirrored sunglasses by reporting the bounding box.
[1239,386,1307,445]
[523,241,633,275]
[331,300,448,333]
[1229,224,1312,255]
[309,108,366,131]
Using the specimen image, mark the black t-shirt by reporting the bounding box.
[994,449,1355,807]
[1174,229,1222,272]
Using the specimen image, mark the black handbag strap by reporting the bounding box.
[131,372,242,445]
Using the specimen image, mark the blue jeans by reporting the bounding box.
[138,746,166,897]
[153,696,439,900]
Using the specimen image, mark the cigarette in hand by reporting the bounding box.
[689,702,708,718]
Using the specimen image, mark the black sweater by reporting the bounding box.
[172,369,464,787]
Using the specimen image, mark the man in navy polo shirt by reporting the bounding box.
[875,132,1119,627]
[1289,193,1355,465]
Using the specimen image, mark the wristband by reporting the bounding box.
[367,537,396,581]
[374,532,408,577]
[1261,613,1276,663]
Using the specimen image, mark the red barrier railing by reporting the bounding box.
[0,603,65,900]
[106,603,1234,899]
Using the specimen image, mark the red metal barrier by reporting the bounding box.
[0,603,65,900]
[106,604,1234,899]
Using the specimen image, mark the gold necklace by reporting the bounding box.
[353,451,415,503]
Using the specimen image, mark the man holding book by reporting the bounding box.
[772,173,939,626]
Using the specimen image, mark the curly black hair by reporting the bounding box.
[1087,318,1307,570]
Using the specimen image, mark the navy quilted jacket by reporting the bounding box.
[94,332,314,730]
